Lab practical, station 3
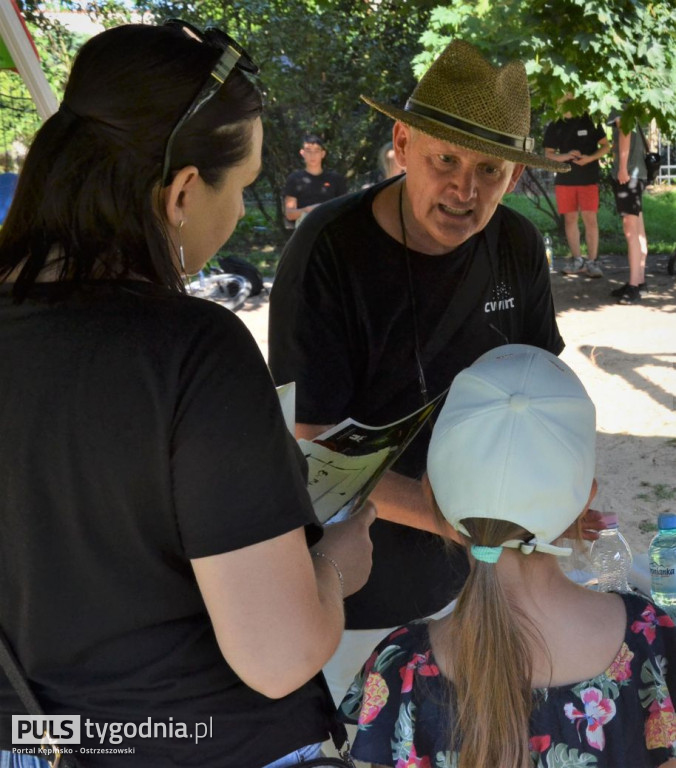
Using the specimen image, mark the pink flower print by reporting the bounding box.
[358,671,389,726]
[645,697,676,750]
[529,735,551,753]
[631,604,675,644]
[395,743,432,768]
[399,651,440,693]
[606,642,634,682]
[564,686,616,750]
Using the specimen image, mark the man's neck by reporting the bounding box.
[304,165,324,176]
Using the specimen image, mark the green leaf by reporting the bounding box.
[546,742,599,767]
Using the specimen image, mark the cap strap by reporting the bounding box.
[470,544,503,564]
[502,539,573,557]
[404,98,535,152]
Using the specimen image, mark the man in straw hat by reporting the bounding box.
[269,39,567,703]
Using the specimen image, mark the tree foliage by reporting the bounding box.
[145,0,431,234]
[10,0,676,236]
[415,0,676,138]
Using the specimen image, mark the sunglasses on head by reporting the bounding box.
[161,19,259,186]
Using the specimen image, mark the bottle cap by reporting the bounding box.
[658,513,676,530]
[601,513,618,528]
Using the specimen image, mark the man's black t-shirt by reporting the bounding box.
[0,282,330,767]
[543,115,607,186]
[269,180,564,629]
[283,169,348,210]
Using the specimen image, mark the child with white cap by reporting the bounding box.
[340,344,676,768]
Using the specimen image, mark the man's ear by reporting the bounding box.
[162,165,201,228]
[392,121,410,170]
[506,163,525,194]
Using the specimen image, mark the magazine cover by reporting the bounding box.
[298,390,448,523]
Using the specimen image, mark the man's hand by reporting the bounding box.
[561,508,606,542]
[572,154,595,166]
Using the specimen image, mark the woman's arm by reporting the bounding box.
[192,506,374,699]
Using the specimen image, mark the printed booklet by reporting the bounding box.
[293,390,448,524]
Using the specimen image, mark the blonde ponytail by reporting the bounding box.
[437,517,548,768]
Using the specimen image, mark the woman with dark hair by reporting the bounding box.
[0,20,373,768]
[340,345,676,768]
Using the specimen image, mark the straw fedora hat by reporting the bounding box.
[362,40,565,173]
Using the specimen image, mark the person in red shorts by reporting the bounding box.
[544,98,610,278]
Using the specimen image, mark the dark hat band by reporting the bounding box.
[404,98,535,153]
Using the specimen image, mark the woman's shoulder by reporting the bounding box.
[113,282,258,346]
[340,621,441,714]
[371,621,435,660]
[353,621,438,687]
[339,621,448,764]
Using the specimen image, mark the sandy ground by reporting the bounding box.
[234,249,676,557]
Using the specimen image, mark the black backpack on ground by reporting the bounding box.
[216,255,265,296]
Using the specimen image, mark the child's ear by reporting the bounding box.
[421,473,465,544]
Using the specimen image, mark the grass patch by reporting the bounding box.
[639,519,659,534]
[636,483,676,503]
[503,185,676,258]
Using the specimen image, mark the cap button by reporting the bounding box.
[509,393,529,411]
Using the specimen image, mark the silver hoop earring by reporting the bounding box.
[178,219,186,272]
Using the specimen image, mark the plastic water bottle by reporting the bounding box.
[589,513,632,592]
[650,513,676,616]
[544,235,554,272]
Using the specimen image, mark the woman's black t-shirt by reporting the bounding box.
[0,281,329,766]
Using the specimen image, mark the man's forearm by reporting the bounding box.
[368,470,446,535]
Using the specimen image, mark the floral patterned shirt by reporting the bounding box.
[339,593,676,767]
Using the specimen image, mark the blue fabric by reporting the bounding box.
[0,742,323,767]
[0,174,18,224]
[262,741,322,767]
[0,751,50,767]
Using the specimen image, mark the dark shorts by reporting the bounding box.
[611,178,646,217]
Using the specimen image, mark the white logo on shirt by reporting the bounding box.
[484,282,516,313]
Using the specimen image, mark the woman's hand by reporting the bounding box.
[313,502,376,597]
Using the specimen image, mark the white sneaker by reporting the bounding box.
[561,256,586,275]
[585,260,604,278]
[562,257,603,278]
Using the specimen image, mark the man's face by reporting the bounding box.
[300,142,326,172]
[393,122,524,255]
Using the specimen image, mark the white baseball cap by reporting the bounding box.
[427,344,596,557]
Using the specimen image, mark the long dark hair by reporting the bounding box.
[0,23,262,299]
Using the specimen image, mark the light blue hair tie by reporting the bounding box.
[470,544,503,564]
